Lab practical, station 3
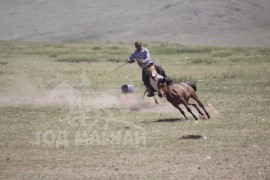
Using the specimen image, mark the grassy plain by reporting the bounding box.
[0,40,270,179]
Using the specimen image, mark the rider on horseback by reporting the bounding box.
[127,41,172,97]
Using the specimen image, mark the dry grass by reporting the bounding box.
[0,40,270,179]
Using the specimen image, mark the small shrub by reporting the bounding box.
[0,62,8,65]
[57,55,97,63]
[92,46,102,50]
[228,57,244,62]
[49,54,58,58]
[107,58,120,63]
[257,48,270,55]
[212,50,232,57]
[109,46,120,50]
[152,45,212,55]
[191,57,216,64]
[222,69,238,79]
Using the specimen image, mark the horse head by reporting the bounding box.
[148,65,158,79]
[157,77,168,96]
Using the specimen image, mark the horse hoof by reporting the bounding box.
[199,114,206,119]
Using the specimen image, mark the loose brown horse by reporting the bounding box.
[157,78,210,121]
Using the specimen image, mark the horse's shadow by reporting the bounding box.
[153,118,183,123]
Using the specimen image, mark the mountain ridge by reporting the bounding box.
[0,0,270,46]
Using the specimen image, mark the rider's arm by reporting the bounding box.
[127,51,136,63]
[142,49,152,64]
[145,49,151,61]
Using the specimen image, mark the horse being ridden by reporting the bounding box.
[147,65,165,93]
[158,78,210,121]
[127,41,171,97]
[137,60,165,104]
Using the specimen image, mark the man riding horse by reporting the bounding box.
[127,41,172,97]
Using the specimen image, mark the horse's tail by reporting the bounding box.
[186,82,197,92]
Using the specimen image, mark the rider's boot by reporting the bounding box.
[145,85,154,97]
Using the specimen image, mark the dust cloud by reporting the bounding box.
[0,80,219,118]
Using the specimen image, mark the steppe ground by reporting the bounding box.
[0,40,270,179]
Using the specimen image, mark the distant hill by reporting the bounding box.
[1,0,270,47]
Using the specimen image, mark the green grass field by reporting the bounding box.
[0,40,270,179]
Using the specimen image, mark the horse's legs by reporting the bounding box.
[182,101,198,121]
[188,102,204,116]
[191,95,210,119]
[172,103,189,121]
[154,94,159,104]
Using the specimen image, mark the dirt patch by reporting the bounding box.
[180,135,203,139]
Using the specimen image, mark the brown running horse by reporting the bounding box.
[157,78,210,121]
